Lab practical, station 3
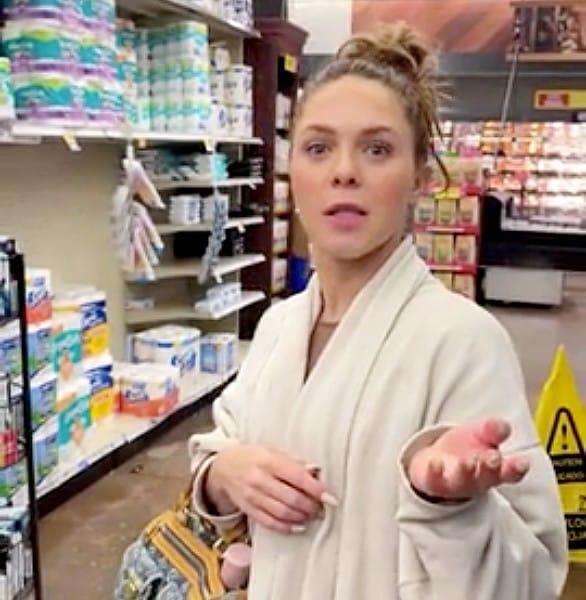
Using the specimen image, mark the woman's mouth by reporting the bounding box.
[324,203,368,230]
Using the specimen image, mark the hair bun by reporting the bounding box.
[337,22,437,84]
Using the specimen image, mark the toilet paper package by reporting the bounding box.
[54,290,109,360]
[81,0,116,35]
[183,96,211,134]
[149,64,166,96]
[28,320,52,378]
[2,0,82,24]
[117,59,137,96]
[165,59,183,95]
[165,96,183,132]
[115,362,179,418]
[0,58,16,122]
[101,80,124,124]
[211,99,229,135]
[56,377,92,459]
[224,64,252,107]
[25,268,52,325]
[82,75,107,123]
[210,69,225,102]
[172,22,209,60]
[0,322,21,380]
[32,416,58,484]
[136,97,150,131]
[1,19,81,75]
[181,58,210,97]
[51,312,82,383]
[131,325,201,382]
[229,104,252,137]
[30,368,57,431]
[12,71,85,123]
[150,98,166,131]
[200,333,236,375]
[210,43,231,71]
[116,18,136,61]
[79,31,116,78]
[84,353,115,423]
[147,27,168,59]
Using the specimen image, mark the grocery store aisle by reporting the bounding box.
[38,286,586,599]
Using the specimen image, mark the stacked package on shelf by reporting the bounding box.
[0,57,15,123]
[200,333,237,375]
[194,282,242,316]
[116,18,139,129]
[138,21,211,134]
[0,506,33,600]
[212,0,254,30]
[0,0,122,127]
[272,258,287,295]
[53,284,114,462]
[210,43,252,137]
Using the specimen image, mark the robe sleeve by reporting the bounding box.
[187,305,281,529]
[395,305,568,600]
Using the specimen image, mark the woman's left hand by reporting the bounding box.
[407,419,531,502]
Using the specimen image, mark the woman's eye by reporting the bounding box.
[305,142,329,156]
[365,142,392,157]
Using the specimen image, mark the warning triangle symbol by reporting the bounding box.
[546,407,586,456]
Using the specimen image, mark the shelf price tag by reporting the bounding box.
[284,54,298,73]
[137,137,147,149]
[62,132,81,152]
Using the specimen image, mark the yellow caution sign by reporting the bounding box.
[534,345,586,563]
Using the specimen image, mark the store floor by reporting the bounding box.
[39,287,586,599]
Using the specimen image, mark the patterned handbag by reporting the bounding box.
[114,481,249,600]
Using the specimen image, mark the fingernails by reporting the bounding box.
[321,492,339,508]
[306,464,321,478]
[430,458,444,475]
[516,458,530,474]
[291,525,307,534]
[497,421,511,439]
[487,456,501,469]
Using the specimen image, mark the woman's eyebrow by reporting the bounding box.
[301,125,397,136]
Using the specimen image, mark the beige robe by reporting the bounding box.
[189,238,568,599]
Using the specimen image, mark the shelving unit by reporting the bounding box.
[153,177,264,190]
[240,18,308,338]
[156,215,264,235]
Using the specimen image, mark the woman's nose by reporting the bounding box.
[331,151,360,187]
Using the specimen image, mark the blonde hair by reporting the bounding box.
[295,22,447,180]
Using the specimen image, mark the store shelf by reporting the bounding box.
[427,263,478,275]
[414,223,480,235]
[117,0,261,39]
[33,366,242,503]
[128,253,265,282]
[511,0,586,8]
[502,219,586,236]
[126,290,266,324]
[510,52,586,63]
[0,124,263,147]
[154,177,264,190]
[156,215,264,235]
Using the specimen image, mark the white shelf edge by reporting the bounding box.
[156,215,264,235]
[125,290,266,325]
[154,177,264,190]
[127,253,265,282]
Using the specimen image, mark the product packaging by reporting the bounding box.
[24,268,52,324]
[200,333,236,375]
[0,58,16,122]
[27,320,52,378]
[414,233,434,262]
[30,368,57,431]
[413,196,435,225]
[436,198,458,226]
[433,271,453,290]
[0,322,21,380]
[51,312,82,383]
[56,377,92,458]
[454,235,477,265]
[84,353,115,423]
[453,274,476,300]
[458,196,480,226]
[32,417,58,484]
[432,235,455,265]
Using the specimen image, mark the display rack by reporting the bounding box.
[0,243,42,599]
[239,18,308,338]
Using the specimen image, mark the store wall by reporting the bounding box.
[0,144,126,358]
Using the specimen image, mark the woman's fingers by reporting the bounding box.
[254,471,321,519]
[246,504,300,535]
[476,419,511,449]
[247,489,308,525]
[269,455,330,504]
[500,456,531,484]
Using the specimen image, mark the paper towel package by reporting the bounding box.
[28,320,52,378]
[32,416,58,484]
[224,64,252,107]
[30,368,57,431]
[84,353,115,423]
[25,268,52,325]
[52,312,82,384]
[131,325,201,381]
[200,333,236,375]
[115,362,179,418]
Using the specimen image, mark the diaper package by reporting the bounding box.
[27,320,52,378]
[0,321,21,380]
[51,312,82,383]
[30,368,57,431]
[115,362,179,418]
[24,268,52,325]
[0,58,16,122]
[131,325,201,382]
[83,353,115,423]
[32,416,58,484]
[200,333,236,375]
[54,289,110,360]
[56,377,92,458]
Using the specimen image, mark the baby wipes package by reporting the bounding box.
[27,320,52,378]
[0,322,21,380]
[200,333,236,375]
[1,19,81,74]
[54,290,110,360]
[51,312,82,383]
[83,353,115,423]
[0,58,16,122]
[131,325,201,382]
[33,416,58,484]
[57,377,92,458]
[115,362,179,418]
[30,368,57,431]
[25,268,52,324]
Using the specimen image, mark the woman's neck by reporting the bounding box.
[313,236,402,324]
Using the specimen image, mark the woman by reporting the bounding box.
[189,23,568,599]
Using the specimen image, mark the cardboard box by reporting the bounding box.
[433,235,455,264]
[458,196,480,226]
[455,235,477,265]
[413,196,435,225]
[436,198,458,226]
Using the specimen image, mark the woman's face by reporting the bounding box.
[290,74,419,262]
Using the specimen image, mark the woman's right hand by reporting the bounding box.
[205,445,331,534]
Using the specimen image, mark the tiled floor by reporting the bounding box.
[39,288,586,599]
